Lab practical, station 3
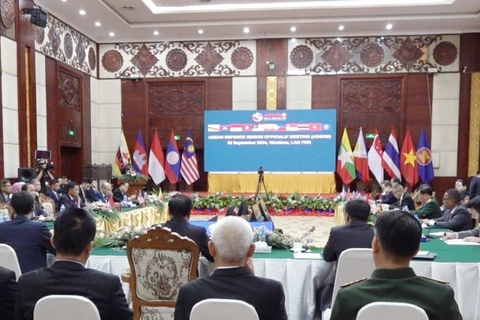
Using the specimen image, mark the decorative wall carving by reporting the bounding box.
[148,83,205,116]
[99,40,256,78]
[342,79,402,113]
[36,14,97,76]
[58,70,81,111]
[0,0,15,29]
[288,35,460,75]
[88,47,96,71]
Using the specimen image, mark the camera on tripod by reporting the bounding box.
[257,166,264,175]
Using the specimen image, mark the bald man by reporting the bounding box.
[92,182,112,204]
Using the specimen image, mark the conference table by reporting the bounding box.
[87,237,480,320]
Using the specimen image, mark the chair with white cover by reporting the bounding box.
[0,244,22,280]
[190,299,259,320]
[34,295,100,320]
[356,302,428,320]
[323,248,375,320]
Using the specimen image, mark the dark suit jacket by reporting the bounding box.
[433,205,472,232]
[164,217,214,262]
[33,196,46,218]
[15,261,133,320]
[58,195,80,210]
[381,191,397,205]
[112,189,126,203]
[45,188,60,212]
[175,267,287,320]
[389,192,415,211]
[93,191,107,203]
[86,188,95,202]
[0,216,55,274]
[0,266,16,320]
[470,177,480,199]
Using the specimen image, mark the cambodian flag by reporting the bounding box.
[165,130,180,184]
[382,128,401,180]
[132,130,148,176]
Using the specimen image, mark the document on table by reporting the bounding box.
[445,239,480,246]
[415,251,430,257]
[429,232,447,237]
[294,253,323,259]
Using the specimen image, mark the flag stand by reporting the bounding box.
[254,167,270,201]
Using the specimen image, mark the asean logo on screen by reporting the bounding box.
[416,147,432,166]
[252,112,264,122]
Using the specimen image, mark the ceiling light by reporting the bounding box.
[337,37,342,42]
[386,23,393,30]
[153,30,159,36]
[243,27,250,34]
[109,32,115,37]
[61,0,67,2]
[338,25,345,31]
[79,9,86,15]
[290,26,296,32]
[198,29,204,34]
[95,21,101,27]
[290,38,297,43]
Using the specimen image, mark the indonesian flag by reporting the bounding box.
[368,130,384,184]
[353,127,370,182]
[148,130,166,185]
[113,130,131,177]
[382,128,401,180]
[336,128,356,185]
[180,130,200,185]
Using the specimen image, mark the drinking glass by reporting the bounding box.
[306,231,314,253]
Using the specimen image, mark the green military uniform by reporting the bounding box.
[410,198,442,219]
[330,268,462,320]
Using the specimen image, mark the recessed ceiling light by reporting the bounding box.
[243,27,250,34]
[61,0,67,2]
[338,25,345,31]
[386,23,393,30]
[198,29,204,34]
[79,9,86,15]
[95,21,101,27]
[290,26,296,32]
[109,32,115,37]
[153,30,159,36]
[337,37,342,42]
[290,38,297,43]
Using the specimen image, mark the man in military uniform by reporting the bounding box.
[331,210,462,320]
[410,184,442,219]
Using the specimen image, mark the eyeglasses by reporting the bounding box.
[443,198,452,201]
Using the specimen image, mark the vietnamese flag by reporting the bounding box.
[337,128,356,185]
[400,129,419,187]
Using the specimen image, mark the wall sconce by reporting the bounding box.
[266,60,275,70]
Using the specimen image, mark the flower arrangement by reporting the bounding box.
[252,225,301,250]
[90,208,120,222]
[120,170,149,182]
[93,225,150,249]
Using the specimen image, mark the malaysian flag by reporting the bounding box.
[180,130,200,185]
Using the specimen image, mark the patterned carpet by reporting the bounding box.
[191,215,335,248]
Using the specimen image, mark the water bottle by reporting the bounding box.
[60,204,65,213]
[259,228,266,243]
[403,205,409,212]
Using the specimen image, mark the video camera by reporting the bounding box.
[35,150,54,170]
[257,166,264,175]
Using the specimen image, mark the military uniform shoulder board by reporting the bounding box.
[340,278,367,288]
[420,276,449,285]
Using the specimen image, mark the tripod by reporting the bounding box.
[254,172,270,201]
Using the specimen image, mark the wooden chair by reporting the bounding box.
[122,227,200,320]
[38,194,56,219]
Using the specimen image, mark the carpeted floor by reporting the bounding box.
[191,215,335,248]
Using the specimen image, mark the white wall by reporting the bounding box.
[1,36,19,178]
[93,79,122,166]
[232,77,257,110]
[35,52,47,151]
[286,76,312,110]
[431,73,460,177]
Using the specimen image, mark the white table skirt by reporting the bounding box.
[86,256,480,320]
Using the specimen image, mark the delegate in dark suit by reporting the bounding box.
[389,192,415,211]
[175,267,287,320]
[58,195,80,209]
[331,268,462,320]
[470,176,480,199]
[164,217,214,262]
[16,261,133,320]
[45,188,60,212]
[93,191,107,203]
[431,205,472,232]
[112,189,127,203]
[0,216,55,274]
[381,191,397,205]
[0,266,16,320]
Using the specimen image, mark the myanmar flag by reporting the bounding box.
[400,129,419,187]
[337,128,356,185]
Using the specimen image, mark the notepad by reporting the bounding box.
[294,253,323,260]
[415,251,430,257]
[445,239,480,246]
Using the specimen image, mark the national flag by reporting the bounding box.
[113,130,131,177]
[132,130,148,176]
[207,124,220,132]
[108,194,115,208]
[400,129,419,187]
[353,127,370,182]
[382,128,401,180]
[336,128,356,185]
[368,130,384,184]
[165,130,181,184]
[416,128,435,183]
[148,130,166,185]
[180,130,200,185]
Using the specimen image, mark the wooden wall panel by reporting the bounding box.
[46,57,60,172]
[206,77,232,110]
[121,79,148,152]
[404,73,433,143]
[460,34,480,73]
[0,39,3,177]
[312,76,338,109]
[82,74,91,166]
